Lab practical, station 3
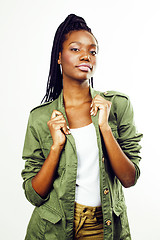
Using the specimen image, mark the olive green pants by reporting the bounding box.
[74,202,104,239]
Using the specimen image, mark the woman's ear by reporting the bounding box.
[58,52,61,64]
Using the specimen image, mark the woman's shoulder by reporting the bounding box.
[101,90,129,100]
[91,87,129,101]
[30,100,54,113]
[99,89,132,115]
[28,98,59,123]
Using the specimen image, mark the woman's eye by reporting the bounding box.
[90,51,97,56]
[71,48,79,52]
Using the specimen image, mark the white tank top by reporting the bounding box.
[70,123,101,207]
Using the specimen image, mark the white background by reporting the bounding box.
[0,0,160,239]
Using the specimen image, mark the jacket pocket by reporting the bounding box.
[38,206,66,240]
[39,205,62,224]
[112,200,131,240]
[25,206,63,240]
[113,199,126,217]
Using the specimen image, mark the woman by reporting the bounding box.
[22,14,143,240]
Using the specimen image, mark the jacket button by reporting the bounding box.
[106,220,112,226]
[102,157,105,163]
[104,188,109,195]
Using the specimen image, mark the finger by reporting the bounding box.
[92,99,112,109]
[49,112,71,135]
[90,105,98,116]
[90,96,101,109]
[90,100,96,116]
[90,98,112,116]
[59,123,71,135]
[61,125,71,135]
[94,106,99,116]
[50,115,65,122]
[52,121,70,135]
[91,94,102,102]
[92,94,112,104]
[53,120,70,135]
[51,110,63,119]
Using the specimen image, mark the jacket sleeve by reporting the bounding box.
[21,112,49,206]
[115,95,143,185]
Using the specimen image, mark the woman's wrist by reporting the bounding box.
[99,124,111,133]
[50,144,64,153]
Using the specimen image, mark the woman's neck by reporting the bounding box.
[63,80,92,108]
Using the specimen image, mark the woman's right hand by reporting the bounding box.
[47,110,70,149]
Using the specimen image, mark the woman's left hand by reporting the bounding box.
[90,95,112,130]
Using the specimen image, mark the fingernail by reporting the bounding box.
[68,130,71,134]
[66,131,71,135]
[90,111,94,116]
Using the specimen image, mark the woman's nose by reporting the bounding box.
[80,51,91,61]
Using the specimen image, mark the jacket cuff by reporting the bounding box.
[132,162,140,185]
[24,178,49,206]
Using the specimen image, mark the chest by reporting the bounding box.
[65,102,92,129]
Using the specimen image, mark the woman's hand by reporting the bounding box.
[47,110,70,149]
[90,95,112,130]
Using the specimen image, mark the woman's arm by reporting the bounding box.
[31,145,63,198]
[99,126,136,188]
[31,110,70,198]
[91,95,136,188]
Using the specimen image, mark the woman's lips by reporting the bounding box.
[76,64,92,72]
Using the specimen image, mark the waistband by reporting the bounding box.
[74,202,102,219]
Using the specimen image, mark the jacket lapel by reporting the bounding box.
[57,90,77,151]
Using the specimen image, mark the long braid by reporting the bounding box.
[41,14,96,103]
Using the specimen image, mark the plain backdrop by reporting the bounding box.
[0,0,160,239]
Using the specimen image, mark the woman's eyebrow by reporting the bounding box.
[69,41,81,45]
[69,42,97,48]
[90,44,97,48]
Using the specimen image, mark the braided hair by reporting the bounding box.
[41,14,96,103]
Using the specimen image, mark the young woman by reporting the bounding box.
[21,14,143,240]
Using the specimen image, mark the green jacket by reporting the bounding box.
[21,87,143,240]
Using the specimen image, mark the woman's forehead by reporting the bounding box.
[65,30,98,47]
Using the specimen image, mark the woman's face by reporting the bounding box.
[58,30,98,83]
